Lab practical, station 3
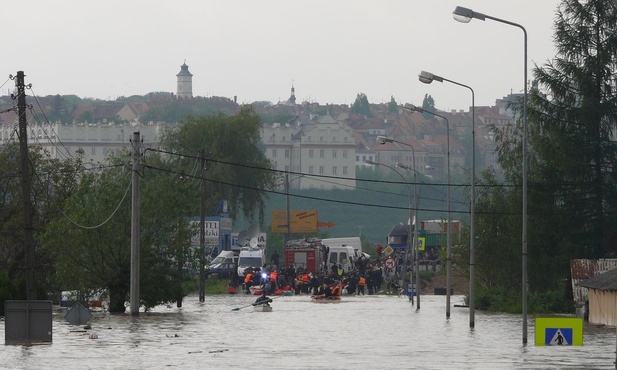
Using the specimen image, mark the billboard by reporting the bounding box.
[271,210,318,234]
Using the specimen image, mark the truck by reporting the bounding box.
[284,238,364,274]
[284,238,326,275]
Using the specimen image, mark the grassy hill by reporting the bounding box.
[236,172,471,248]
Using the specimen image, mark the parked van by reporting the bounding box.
[205,250,238,278]
[321,237,362,253]
[237,247,265,277]
[323,244,361,272]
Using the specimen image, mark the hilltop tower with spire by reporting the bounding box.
[287,81,296,105]
[176,61,193,98]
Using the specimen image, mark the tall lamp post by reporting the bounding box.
[418,70,476,328]
[403,104,451,319]
[375,136,421,308]
[364,159,415,305]
[397,162,421,310]
[452,5,528,344]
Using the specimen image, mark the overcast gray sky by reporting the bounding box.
[5,0,562,111]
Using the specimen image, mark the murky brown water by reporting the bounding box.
[1,293,615,369]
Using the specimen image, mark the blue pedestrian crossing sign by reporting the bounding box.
[535,317,583,346]
[545,328,572,346]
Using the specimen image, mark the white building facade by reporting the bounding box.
[261,113,356,190]
[0,123,164,165]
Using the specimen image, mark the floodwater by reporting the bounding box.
[1,293,616,370]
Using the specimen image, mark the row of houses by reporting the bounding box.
[0,88,520,189]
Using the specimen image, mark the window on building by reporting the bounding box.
[309,149,314,158]
[343,166,348,175]
[343,150,348,158]
[285,165,289,171]
[309,166,314,174]
[272,149,277,158]
[91,147,96,155]
[332,150,337,158]
[320,136,324,142]
[333,166,337,175]
[332,136,337,142]
[285,149,290,158]
[320,149,325,158]
[356,155,359,161]
[282,136,286,142]
[319,166,324,174]
[308,136,312,142]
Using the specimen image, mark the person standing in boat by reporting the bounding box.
[254,291,272,306]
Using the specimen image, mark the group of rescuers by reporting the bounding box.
[242,258,384,299]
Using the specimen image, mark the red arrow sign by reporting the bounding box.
[317,221,335,228]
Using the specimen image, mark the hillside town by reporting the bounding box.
[0,62,520,187]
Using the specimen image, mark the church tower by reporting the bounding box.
[176,61,193,98]
[286,81,296,106]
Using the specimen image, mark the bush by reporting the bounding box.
[0,272,16,316]
[473,288,574,314]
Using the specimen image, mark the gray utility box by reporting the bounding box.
[5,300,53,344]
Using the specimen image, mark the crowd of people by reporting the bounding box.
[228,244,444,297]
[236,253,389,297]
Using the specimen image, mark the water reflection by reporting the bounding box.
[1,293,615,369]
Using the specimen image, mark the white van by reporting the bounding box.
[207,250,238,269]
[321,237,362,253]
[237,247,265,277]
[323,244,361,272]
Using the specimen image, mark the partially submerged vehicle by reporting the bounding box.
[206,250,238,278]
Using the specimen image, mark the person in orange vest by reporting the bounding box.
[357,275,366,295]
[331,284,341,297]
[300,272,310,294]
[244,270,254,294]
[269,269,278,292]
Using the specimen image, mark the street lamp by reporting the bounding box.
[453,5,529,344]
[364,159,415,304]
[396,162,421,310]
[418,70,477,328]
[375,135,421,309]
[403,103,451,319]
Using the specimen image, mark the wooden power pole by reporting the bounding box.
[130,132,141,315]
[199,149,206,302]
[15,71,36,300]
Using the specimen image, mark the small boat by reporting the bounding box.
[310,295,341,303]
[253,304,273,312]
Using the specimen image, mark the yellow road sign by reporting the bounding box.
[384,246,394,255]
[535,317,583,346]
[417,237,426,251]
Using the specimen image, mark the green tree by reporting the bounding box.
[475,0,617,293]
[160,105,278,223]
[77,110,93,123]
[41,152,195,312]
[0,143,84,299]
[388,96,398,114]
[351,93,371,117]
[421,94,435,120]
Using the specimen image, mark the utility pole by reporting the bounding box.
[199,149,206,302]
[15,71,36,300]
[285,173,290,244]
[130,132,141,315]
